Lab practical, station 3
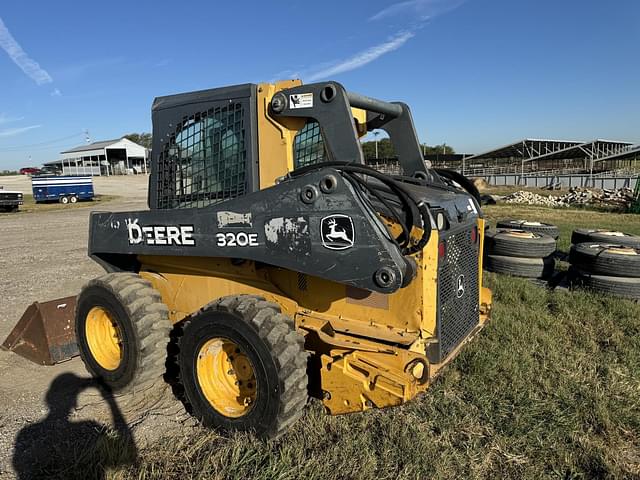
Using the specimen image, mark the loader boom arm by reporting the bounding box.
[89,168,415,293]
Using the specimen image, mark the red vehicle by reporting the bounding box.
[19,167,41,175]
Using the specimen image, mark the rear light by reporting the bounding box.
[438,241,446,259]
[471,226,478,243]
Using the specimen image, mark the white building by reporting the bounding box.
[45,138,149,176]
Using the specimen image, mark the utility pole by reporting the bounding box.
[373,131,380,159]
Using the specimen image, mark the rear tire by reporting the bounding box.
[569,243,640,277]
[570,268,640,300]
[59,196,69,204]
[75,272,171,391]
[571,229,640,248]
[485,228,556,258]
[484,254,555,278]
[69,195,78,204]
[175,295,308,438]
[496,219,560,239]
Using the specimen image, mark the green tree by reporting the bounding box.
[124,133,152,149]
[422,143,455,155]
[361,139,454,159]
[361,138,395,159]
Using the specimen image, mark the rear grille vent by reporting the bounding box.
[436,226,479,361]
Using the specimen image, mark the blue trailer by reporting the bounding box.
[31,176,95,204]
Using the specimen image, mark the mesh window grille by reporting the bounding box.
[156,102,247,209]
[293,120,326,168]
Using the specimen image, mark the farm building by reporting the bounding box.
[44,138,149,176]
[463,139,639,176]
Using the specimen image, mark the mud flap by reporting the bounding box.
[1,296,79,365]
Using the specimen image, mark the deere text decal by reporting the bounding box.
[126,219,195,246]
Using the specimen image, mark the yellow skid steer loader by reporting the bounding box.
[4,80,492,438]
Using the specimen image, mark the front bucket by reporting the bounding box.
[2,296,79,365]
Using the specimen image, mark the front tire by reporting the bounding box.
[75,272,171,391]
[176,295,308,438]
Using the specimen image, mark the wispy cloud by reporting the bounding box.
[0,125,42,137]
[51,88,62,97]
[0,114,24,125]
[0,16,52,85]
[369,0,465,21]
[272,0,464,82]
[306,31,415,81]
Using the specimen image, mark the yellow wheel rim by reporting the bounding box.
[85,306,123,371]
[196,338,257,418]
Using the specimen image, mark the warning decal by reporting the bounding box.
[289,93,313,109]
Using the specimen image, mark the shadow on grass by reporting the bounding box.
[12,373,137,480]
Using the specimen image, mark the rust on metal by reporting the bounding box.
[1,296,79,365]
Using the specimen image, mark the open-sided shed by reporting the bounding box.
[45,138,149,176]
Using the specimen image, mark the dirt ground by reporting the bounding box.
[0,175,191,478]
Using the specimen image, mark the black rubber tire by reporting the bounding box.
[69,195,78,204]
[175,295,308,438]
[75,272,171,391]
[571,229,640,248]
[59,196,69,204]
[569,243,640,278]
[570,268,640,300]
[484,254,555,278]
[485,228,557,258]
[496,219,560,239]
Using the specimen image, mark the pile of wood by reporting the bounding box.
[559,187,634,208]
[501,187,635,209]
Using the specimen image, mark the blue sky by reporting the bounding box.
[0,0,638,170]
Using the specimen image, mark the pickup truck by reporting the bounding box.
[0,187,24,212]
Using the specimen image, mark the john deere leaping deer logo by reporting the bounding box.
[320,214,355,250]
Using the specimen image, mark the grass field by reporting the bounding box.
[0,194,117,214]
[66,203,640,479]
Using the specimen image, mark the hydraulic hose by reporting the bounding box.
[290,161,431,255]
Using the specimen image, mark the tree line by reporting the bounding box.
[124,133,152,149]
[361,138,455,160]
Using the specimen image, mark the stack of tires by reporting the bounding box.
[569,229,640,300]
[484,226,557,279]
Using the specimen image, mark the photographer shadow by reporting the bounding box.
[12,373,138,480]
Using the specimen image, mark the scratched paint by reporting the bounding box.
[264,216,311,255]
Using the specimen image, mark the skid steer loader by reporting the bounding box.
[52,80,491,437]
